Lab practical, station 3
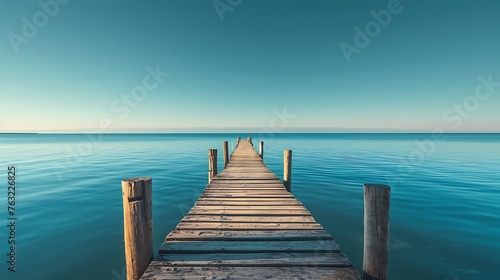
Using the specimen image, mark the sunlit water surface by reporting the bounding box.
[0,133,498,280]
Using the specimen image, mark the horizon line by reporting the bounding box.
[1,131,499,135]
[1,127,499,134]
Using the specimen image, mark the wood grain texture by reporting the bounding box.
[139,140,360,279]
[122,177,153,280]
[159,240,340,254]
[284,149,292,192]
[223,141,229,168]
[154,252,352,267]
[363,184,390,280]
[181,215,315,223]
[259,141,264,159]
[208,149,217,183]
[142,265,361,279]
[166,229,335,241]
[176,222,323,230]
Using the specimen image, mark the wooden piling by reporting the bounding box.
[208,149,218,183]
[363,184,391,280]
[259,141,264,159]
[284,150,292,192]
[237,137,241,144]
[223,141,229,168]
[121,177,153,280]
[247,136,253,146]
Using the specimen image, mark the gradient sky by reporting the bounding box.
[1,0,499,132]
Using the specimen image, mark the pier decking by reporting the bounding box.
[140,140,360,279]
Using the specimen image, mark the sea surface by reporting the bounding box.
[0,133,498,280]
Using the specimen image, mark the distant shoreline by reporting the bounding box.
[1,132,498,135]
[0,133,39,135]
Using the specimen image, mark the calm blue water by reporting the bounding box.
[0,133,498,280]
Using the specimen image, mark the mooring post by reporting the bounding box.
[247,136,253,146]
[121,177,153,280]
[259,141,264,159]
[284,150,292,192]
[208,149,218,183]
[363,184,391,280]
[223,141,229,168]
[237,137,241,145]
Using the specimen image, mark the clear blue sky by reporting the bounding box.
[1,0,499,132]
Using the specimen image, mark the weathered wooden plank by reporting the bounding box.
[225,164,267,167]
[203,192,289,196]
[227,159,261,162]
[187,209,310,216]
[227,159,264,161]
[176,222,322,230]
[203,187,287,191]
[141,265,361,280]
[201,194,294,198]
[226,162,266,164]
[203,190,290,194]
[159,240,339,254]
[204,191,288,195]
[208,183,285,188]
[215,174,279,179]
[202,189,286,195]
[227,161,264,163]
[229,156,262,158]
[195,200,302,206]
[229,156,263,159]
[220,167,271,171]
[223,165,272,167]
[205,186,286,190]
[204,190,288,194]
[191,205,307,210]
[203,188,288,194]
[207,187,287,191]
[153,252,352,267]
[210,179,282,184]
[198,197,298,201]
[219,171,274,174]
[182,215,315,223]
[166,229,334,241]
[219,171,273,174]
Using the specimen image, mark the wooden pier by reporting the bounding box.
[136,139,361,279]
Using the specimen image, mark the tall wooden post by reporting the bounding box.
[247,136,253,145]
[223,141,229,168]
[237,137,241,144]
[122,177,153,280]
[208,149,218,183]
[284,150,292,192]
[259,141,264,159]
[363,184,391,280]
